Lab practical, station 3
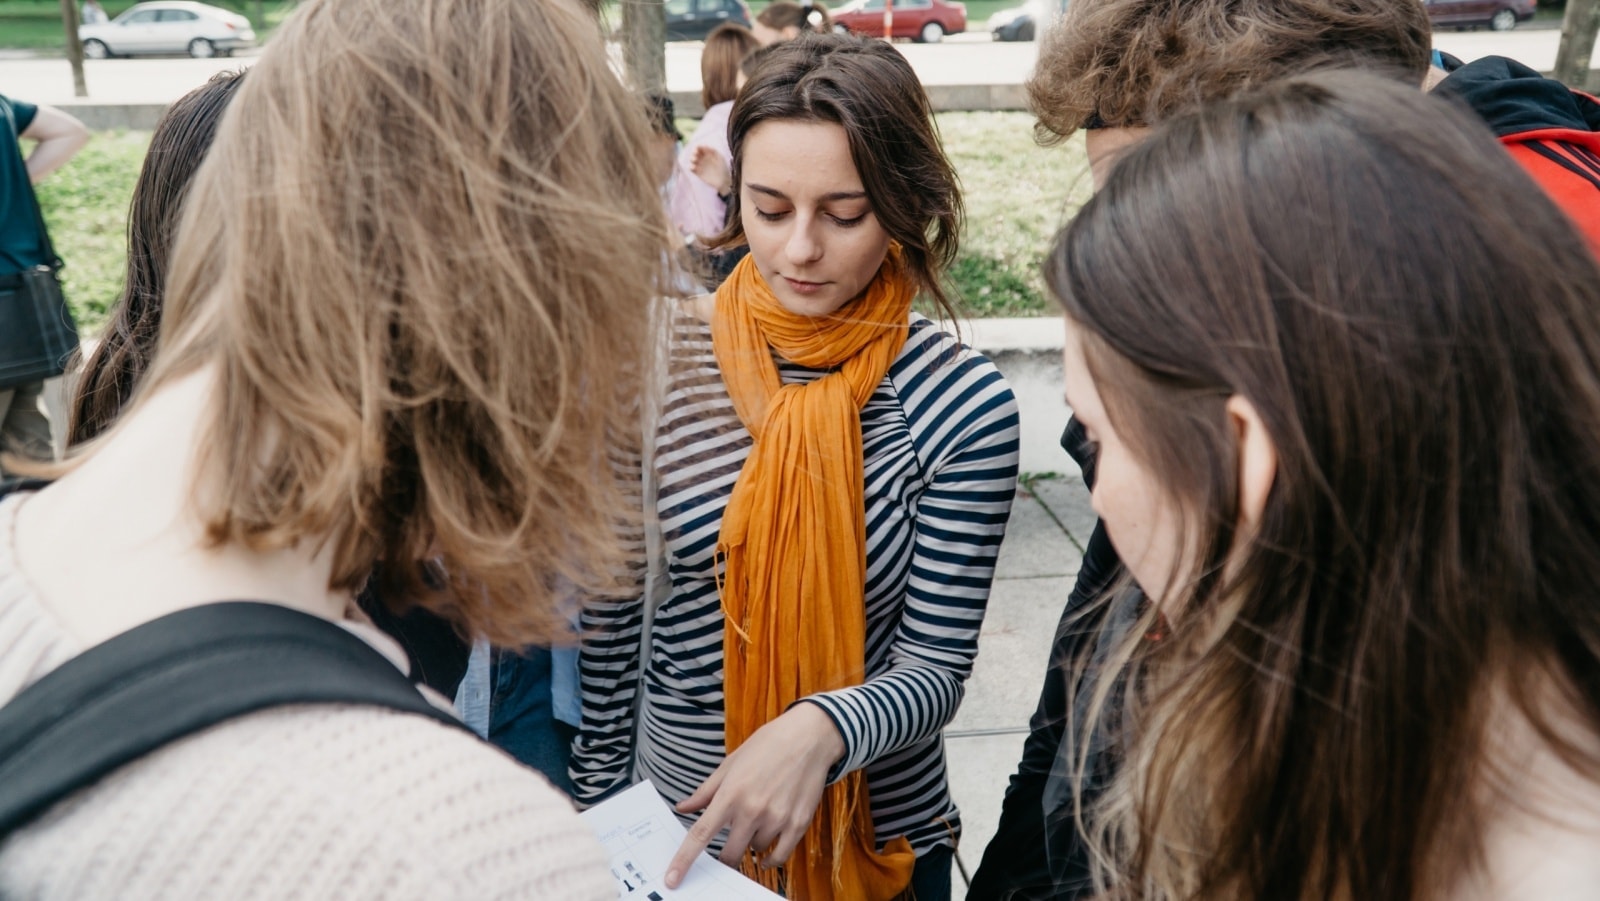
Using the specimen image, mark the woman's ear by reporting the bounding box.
[1226,395,1277,532]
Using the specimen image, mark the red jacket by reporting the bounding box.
[1439,56,1600,256]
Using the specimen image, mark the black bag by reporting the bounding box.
[0,178,79,390]
[0,600,474,838]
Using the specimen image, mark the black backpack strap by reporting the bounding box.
[0,601,474,837]
[0,477,51,500]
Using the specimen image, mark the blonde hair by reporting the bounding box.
[80,0,671,645]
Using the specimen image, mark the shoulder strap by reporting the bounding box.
[28,185,60,272]
[0,601,472,837]
[0,477,51,500]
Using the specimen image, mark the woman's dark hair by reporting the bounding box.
[1049,70,1600,899]
[69,70,246,446]
[715,33,962,318]
[701,23,761,109]
[756,0,832,34]
[739,42,780,80]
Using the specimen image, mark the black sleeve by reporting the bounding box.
[1060,417,1098,490]
[357,583,472,696]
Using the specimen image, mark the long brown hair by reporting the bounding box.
[68,70,246,447]
[1048,71,1600,899]
[42,0,674,647]
[701,23,760,109]
[715,33,963,318]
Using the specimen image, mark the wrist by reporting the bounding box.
[792,701,846,767]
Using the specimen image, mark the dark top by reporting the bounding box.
[0,95,48,274]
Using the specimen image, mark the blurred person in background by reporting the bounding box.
[753,0,833,44]
[0,98,86,474]
[670,22,761,244]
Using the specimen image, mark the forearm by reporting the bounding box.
[27,136,85,183]
[572,598,645,805]
[800,664,968,778]
[20,104,90,182]
[22,107,90,183]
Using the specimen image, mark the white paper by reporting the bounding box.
[580,781,783,901]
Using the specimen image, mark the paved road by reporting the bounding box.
[6,28,1573,105]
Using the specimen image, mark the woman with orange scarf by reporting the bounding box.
[571,35,1020,900]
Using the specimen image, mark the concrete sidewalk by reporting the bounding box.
[944,472,1092,886]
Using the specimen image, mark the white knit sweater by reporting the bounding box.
[0,495,613,900]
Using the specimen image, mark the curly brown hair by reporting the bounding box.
[1027,0,1431,143]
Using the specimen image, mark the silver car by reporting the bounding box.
[80,1,256,59]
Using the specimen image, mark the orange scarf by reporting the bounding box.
[712,250,917,900]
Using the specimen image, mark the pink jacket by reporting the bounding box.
[667,101,734,241]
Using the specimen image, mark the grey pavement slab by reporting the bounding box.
[986,346,1076,477]
[939,517,1079,887]
[951,575,1071,733]
[946,731,1033,885]
[1028,475,1099,551]
[995,491,1078,579]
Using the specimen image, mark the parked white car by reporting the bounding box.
[80,1,256,59]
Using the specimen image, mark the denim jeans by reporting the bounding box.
[488,647,577,797]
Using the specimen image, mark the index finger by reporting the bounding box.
[666,798,727,889]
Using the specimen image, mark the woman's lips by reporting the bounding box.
[783,277,826,295]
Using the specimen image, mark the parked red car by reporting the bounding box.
[1424,0,1536,32]
[831,0,966,43]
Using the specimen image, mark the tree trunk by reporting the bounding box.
[621,0,667,94]
[59,0,87,98]
[1554,0,1600,91]
[253,0,265,29]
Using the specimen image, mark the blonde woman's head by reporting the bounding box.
[139,0,670,644]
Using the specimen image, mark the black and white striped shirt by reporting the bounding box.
[574,308,1020,856]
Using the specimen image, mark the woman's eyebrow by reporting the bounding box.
[745,182,868,202]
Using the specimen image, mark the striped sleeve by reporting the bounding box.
[570,445,651,808]
[799,351,1020,779]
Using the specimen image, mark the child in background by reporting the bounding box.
[669,24,760,244]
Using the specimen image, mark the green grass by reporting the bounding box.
[0,0,297,50]
[31,130,146,332]
[34,112,1088,334]
[938,111,1092,317]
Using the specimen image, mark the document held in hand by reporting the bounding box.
[580,780,784,901]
